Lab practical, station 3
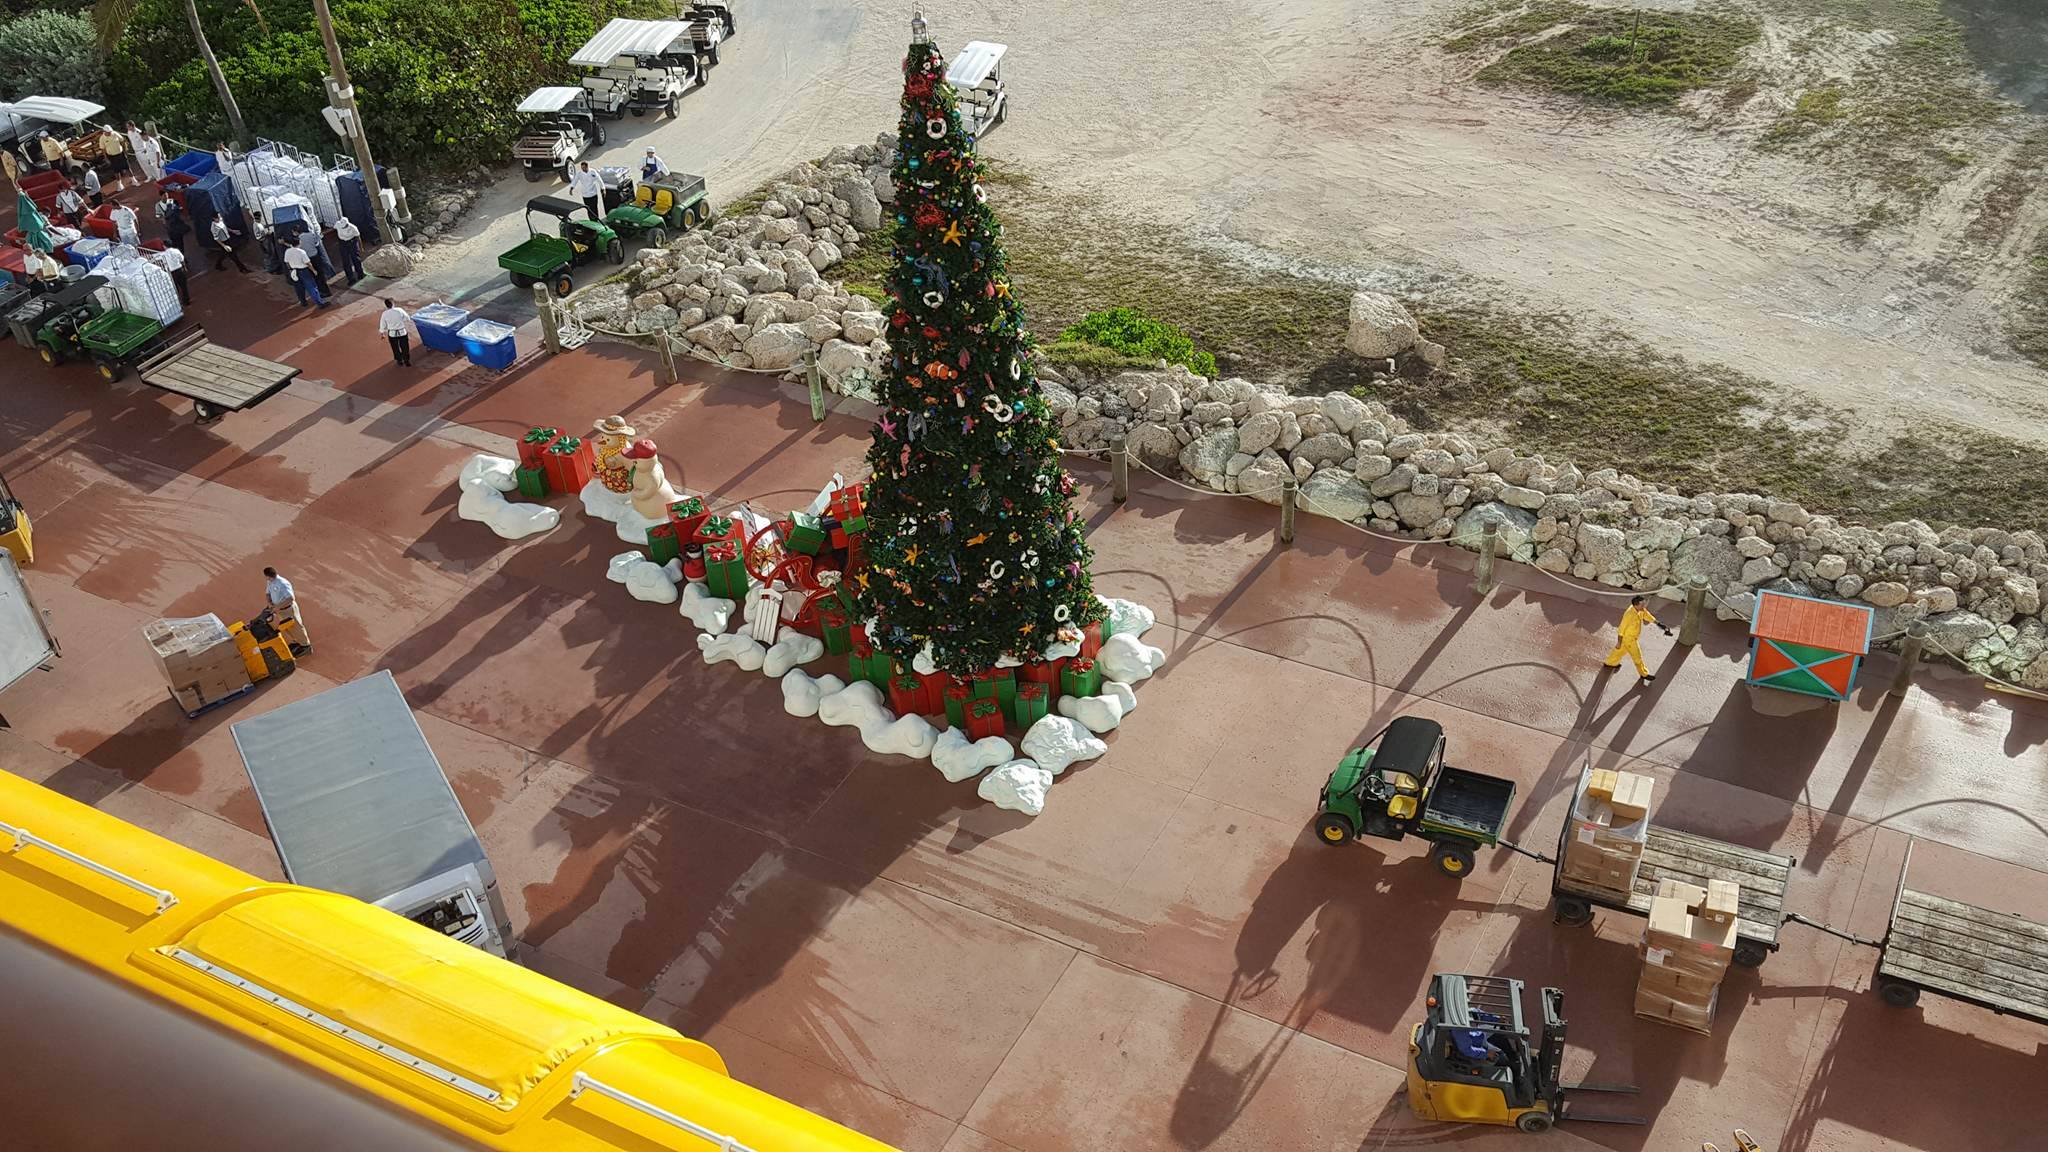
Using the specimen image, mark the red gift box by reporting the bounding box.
[1079,621,1104,658]
[1017,660,1065,686]
[542,436,594,494]
[915,670,951,714]
[827,482,866,519]
[705,539,739,564]
[964,698,1005,740]
[667,496,710,540]
[888,674,924,716]
[518,426,561,468]
[850,622,869,648]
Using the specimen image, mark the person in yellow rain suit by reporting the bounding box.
[1603,595,1672,682]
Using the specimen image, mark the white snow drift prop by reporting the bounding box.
[1059,689,1128,733]
[1100,596,1157,640]
[1104,681,1138,715]
[818,680,890,731]
[866,713,940,759]
[781,670,845,718]
[456,453,558,540]
[1020,716,1108,776]
[979,760,1054,816]
[579,478,666,544]
[763,632,824,677]
[698,632,766,671]
[606,552,679,604]
[679,583,735,634]
[1099,633,1166,684]
[932,728,1015,783]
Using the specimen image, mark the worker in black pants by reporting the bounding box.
[334,215,365,285]
[377,298,412,366]
[209,215,250,273]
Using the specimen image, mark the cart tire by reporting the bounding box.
[1430,840,1477,878]
[666,96,680,119]
[1553,895,1594,927]
[1732,941,1770,969]
[551,271,575,298]
[996,97,1007,125]
[1515,1112,1553,1134]
[606,238,625,265]
[631,107,645,118]
[646,227,667,249]
[593,122,607,145]
[524,167,543,183]
[1313,813,1353,846]
[708,44,720,66]
[39,344,61,365]
[510,272,536,289]
[97,358,122,383]
[1878,978,1920,1008]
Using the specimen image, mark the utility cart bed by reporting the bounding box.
[135,329,300,418]
[1554,823,1794,965]
[1870,841,2048,1020]
[1423,766,1515,841]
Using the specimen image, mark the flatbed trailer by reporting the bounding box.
[1551,805,1794,969]
[1866,840,2048,1018]
[134,328,300,424]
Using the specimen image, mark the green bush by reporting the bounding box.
[1057,307,1217,377]
[0,9,105,103]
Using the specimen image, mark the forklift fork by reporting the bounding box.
[1540,988,1648,1126]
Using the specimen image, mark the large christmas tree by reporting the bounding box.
[855,19,1104,674]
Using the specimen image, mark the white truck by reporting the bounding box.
[230,670,513,958]
[511,86,606,181]
[571,18,706,120]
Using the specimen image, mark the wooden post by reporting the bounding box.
[1473,520,1499,597]
[1110,436,1129,503]
[1890,621,1926,698]
[1280,478,1298,545]
[534,283,561,354]
[1678,574,1707,646]
[656,326,677,385]
[805,345,825,422]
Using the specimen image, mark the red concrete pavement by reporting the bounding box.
[3,202,2046,1152]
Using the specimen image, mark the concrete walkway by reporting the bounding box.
[2,253,2045,1152]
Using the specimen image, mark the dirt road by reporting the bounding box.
[419,0,2048,445]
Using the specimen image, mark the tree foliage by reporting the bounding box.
[854,35,1105,674]
[103,0,633,169]
[0,8,106,102]
[1058,306,1218,378]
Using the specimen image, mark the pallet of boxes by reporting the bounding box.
[144,614,253,718]
[1561,767,1653,896]
[1636,877,1740,1034]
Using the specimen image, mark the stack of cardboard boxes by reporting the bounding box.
[144,615,252,714]
[1561,768,1654,896]
[1635,877,1740,1034]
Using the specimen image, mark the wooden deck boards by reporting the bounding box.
[1880,889,2048,1019]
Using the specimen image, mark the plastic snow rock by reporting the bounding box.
[1019,716,1107,776]
[1100,597,1157,640]
[679,582,735,634]
[979,761,1053,816]
[455,453,557,540]
[763,632,824,677]
[932,728,1015,783]
[1098,633,1166,684]
[865,713,939,759]
[782,670,845,718]
[698,632,766,671]
[1058,688,1127,734]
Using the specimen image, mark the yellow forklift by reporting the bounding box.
[0,471,30,565]
[228,607,301,683]
[1406,973,1644,1134]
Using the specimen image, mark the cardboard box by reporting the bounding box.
[1655,878,1708,909]
[1607,771,1654,821]
[1644,894,1736,980]
[1702,878,1740,925]
[1587,768,1619,801]
[1635,983,1718,1035]
[1637,960,1720,1001]
[1561,856,1637,896]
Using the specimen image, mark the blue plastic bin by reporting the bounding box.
[457,318,518,372]
[68,238,111,269]
[164,151,219,180]
[412,303,472,355]
[270,201,308,230]
[189,172,240,221]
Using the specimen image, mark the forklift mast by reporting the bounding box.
[1536,987,1568,1109]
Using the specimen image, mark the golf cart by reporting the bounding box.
[1406,974,1642,1134]
[605,172,709,246]
[1314,716,1518,877]
[512,87,605,182]
[687,3,736,39]
[946,41,1009,135]
[497,195,621,296]
[571,19,705,119]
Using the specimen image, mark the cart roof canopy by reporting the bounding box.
[1375,715,1443,772]
[570,18,688,66]
[0,96,105,125]
[527,195,586,217]
[230,670,485,901]
[516,86,588,114]
[46,275,109,306]
[946,41,1007,88]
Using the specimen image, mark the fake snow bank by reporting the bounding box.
[456,454,559,540]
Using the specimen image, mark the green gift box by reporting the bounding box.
[970,668,1017,712]
[515,464,547,500]
[848,645,893,691]
[696,514,737,545]
[1061,658,1102,698]
[703,541,747,599]
[839,513,869,535]
[1012,682,1049,730]
[819,606,852,654]
[647,523,681,565]
[785,511,827,555]
[943,682,972,727]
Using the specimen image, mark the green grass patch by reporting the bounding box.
[1057,307,1218,377]
[835,235,894,308]
[1446,1,1760,107]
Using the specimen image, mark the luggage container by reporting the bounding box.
[411,302,472,355]
[457,317,518,372]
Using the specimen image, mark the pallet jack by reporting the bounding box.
[1405,973,1646,1134]
[229,607,301,683]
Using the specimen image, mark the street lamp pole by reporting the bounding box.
[309,0,392,240]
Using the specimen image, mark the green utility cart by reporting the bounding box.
[31,275,115,365]
[497,195,621,296]
[1314,716,1520,877]
[78,308,169,381]
[606,172,710,242]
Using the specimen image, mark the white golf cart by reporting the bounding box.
[571,18,706,120]
[946,41,1009,135]
[511,86,605,182]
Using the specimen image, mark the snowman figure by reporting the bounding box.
[623,438,680,521]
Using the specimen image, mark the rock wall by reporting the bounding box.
[570,136,897,391]
[1042,358,2048,689]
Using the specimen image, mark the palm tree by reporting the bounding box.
[93,0,253,147]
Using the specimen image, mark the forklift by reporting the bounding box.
[0,471,30,566]
[1406,973,1644,1134]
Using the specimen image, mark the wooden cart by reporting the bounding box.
[1551,813,1795,969]
[1868,840,2048,1018]
[133,328,301,424]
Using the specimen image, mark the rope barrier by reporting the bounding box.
[1924,634,2038,692]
